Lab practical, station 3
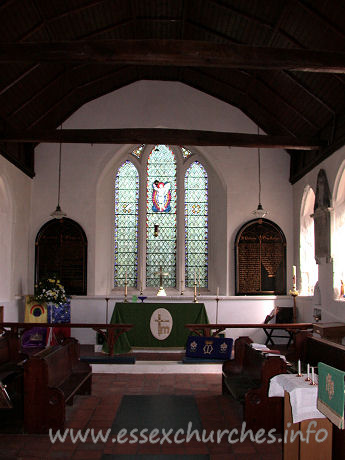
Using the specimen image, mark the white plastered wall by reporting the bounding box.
[0,155,31,321]
[293,144,345,328]
[29,81,293,343]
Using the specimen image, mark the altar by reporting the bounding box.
[103,302,209,354]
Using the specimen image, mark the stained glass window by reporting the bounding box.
[146,145,177,287]
[185,161,208,288]
[114,161,139,287]
[131,145,144,158]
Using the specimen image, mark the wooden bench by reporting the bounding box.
[24,337,92,433]
[222,336,287,432]
[0,332,26,430]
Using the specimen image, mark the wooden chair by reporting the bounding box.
[263,307,294,348]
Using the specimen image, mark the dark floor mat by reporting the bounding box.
[111,395,203,435]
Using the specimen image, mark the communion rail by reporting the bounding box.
[0,322,133,356]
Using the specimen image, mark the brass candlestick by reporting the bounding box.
[124,279,128,303]
[215,294,219,324]
[105,297,109,323]
[289,289,299,323]
[310,367,317,385]
[193,280,198,303]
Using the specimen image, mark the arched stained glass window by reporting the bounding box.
[146,145,177,287]
[185,161,208,288]
[114,161,139,287]
[300,186,317,295]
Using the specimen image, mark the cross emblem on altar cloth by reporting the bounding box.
[155,313,171,336]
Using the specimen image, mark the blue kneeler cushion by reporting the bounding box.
[184,336,233,362]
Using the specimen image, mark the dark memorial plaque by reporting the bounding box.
[35,218,87,295]
[235,219,286,295]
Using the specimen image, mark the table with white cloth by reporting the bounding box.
[269,373,332,460]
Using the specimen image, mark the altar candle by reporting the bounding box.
[307,363,310,380]
[293,265,296,289]
[312,367,315,384]
[125,271,127,283]
[298,359,301,375]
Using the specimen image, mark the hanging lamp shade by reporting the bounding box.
[50,204,66,218]
[51,126,66,218]
[252,126,268,218]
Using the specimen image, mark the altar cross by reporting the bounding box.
[155,265,169,296]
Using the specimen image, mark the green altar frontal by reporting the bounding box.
[103,302,209,354]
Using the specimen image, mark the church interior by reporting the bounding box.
[1,1,345,458]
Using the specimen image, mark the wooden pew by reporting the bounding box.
[0,332,26,430]
[24,337,92,433]
[222,336,287,432]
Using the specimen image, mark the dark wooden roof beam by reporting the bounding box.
[284,71,336,114]
[253,73,320,130]
[207,0,277,31]
[77,19,133,41]
[1,40,345,73]
[0,64,41,97]
[297,0,345,42]
[6,66,83,119]
[0,128,321,149]
[247,94,298,138]
[45,0,109,23]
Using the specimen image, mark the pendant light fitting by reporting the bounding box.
[50,125,66,218]
[252,125,268,218]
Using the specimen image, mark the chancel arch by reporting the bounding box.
[300,185,318,295]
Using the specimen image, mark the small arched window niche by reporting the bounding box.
[235,219,286,295]
[35,218,87,296]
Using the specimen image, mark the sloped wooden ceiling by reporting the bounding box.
[0,0,345,183]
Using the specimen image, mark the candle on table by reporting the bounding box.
[298,359,301,375]
[125,271,127,283]
[311,367,315,384]
[307,363,310,379]
[292,265,296,289]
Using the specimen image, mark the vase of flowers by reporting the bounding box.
[34,277,70,323]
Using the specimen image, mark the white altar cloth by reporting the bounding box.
[269,373,326,424]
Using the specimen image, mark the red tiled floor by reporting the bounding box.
[0,373,283,459]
